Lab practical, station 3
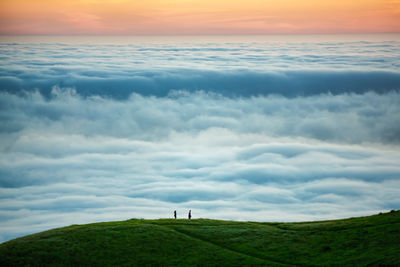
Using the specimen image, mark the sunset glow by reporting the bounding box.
[0,0,399,34]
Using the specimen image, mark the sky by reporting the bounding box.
[0,0,400,34]
[0,35,400,242]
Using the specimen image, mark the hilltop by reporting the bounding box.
[0,211,399,266]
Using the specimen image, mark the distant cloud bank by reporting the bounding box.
[2,69,400,98]
[1,39,400,98]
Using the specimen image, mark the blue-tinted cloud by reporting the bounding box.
[2,69,400,98]
[2,89,399,143]
[1,38,400,98]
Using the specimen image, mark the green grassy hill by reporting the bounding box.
[1,211,399,266]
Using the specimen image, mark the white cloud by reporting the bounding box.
[1,90,399,242]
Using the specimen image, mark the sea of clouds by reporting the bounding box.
[0,35,400,242]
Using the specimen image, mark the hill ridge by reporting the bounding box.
[0,211,399,266]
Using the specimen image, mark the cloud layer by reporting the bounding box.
[1,89,400,242]
[1,36,400,98]
[0,36,400,242]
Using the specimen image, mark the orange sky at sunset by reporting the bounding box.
[0,0,399,35]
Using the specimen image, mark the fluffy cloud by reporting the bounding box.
[1,89,400,242]
[2,89,400,143]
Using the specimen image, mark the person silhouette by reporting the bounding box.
[174,210,177,219]
[188,210,191,220]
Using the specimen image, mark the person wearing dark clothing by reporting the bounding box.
[174,210,177,219]
[188,210,191,220]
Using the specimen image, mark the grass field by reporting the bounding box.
[0,210,399,266]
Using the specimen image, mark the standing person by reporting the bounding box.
[188,210,191,220]
[174,210,177,219]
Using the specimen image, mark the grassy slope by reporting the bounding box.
[0,211,399,266]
